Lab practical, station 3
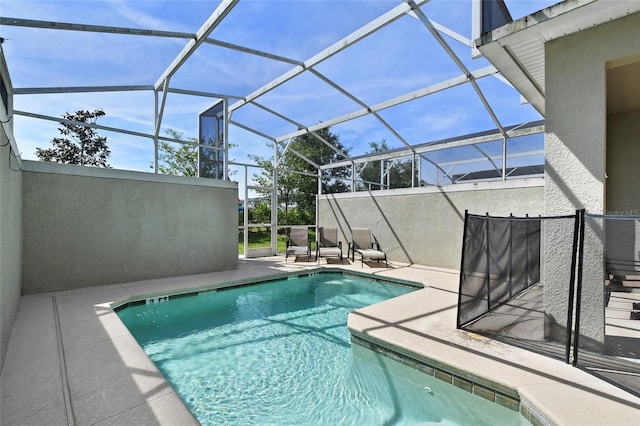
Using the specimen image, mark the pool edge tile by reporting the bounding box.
[349,335,545,425]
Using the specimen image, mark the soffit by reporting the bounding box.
[476,0,640,116]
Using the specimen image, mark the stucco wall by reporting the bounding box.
[544,12,640,347]
[22,161,238,293]
[0,52,21,372]
[318,179,544,269]
[0,130,22,372]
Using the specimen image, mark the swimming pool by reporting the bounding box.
[116,272,526,425]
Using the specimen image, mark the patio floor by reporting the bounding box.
[2,257,639,425]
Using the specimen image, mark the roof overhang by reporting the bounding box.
[475,0,640,116]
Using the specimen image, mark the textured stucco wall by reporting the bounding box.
[606,109,640,214]
[318,180,544,269]
[0,54,21,373]
[544,12,640,347]
[0,134,22,373]
[22,162,238,293]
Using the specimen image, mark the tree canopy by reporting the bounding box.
[154,129,237,178]
[155,129,198,177]
[35,109,111,167]
[249,127,350,224]
[357,140,417,190]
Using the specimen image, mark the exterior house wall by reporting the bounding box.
[544,12,640,347]
[22,161,238,293]
[318,179,544,269]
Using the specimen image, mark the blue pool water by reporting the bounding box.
[116,272,526,425]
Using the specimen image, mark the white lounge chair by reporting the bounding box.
[316,227,343,262]
[286,226,311,261]
[349,227,387,267]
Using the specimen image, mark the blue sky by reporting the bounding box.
[1,0,557,184]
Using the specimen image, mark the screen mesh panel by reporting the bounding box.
[458,211,640,398]
[458,213,542,328]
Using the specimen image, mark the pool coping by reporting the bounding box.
[110,265,640,426]
[350,334,551,426]
[346,275,640,426]
[3,258,640,425]
[110,267,424,311]
[111,268,550,425]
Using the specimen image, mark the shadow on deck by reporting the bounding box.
[461,281,640,398]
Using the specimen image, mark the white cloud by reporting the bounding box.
[110,0,172,31]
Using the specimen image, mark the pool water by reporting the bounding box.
[116,273,526,425]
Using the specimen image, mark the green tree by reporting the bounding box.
[249,127,350,224]
[36,109,111,167]
[357,140,416,190]
[249,201,272,225]
[155,129,198,176]
[155,129,237,178]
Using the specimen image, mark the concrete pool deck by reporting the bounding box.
[2,257,639,425]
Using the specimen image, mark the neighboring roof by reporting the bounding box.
[475,0,640,116]
[326,119,545,169]
[452,164,544,183]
